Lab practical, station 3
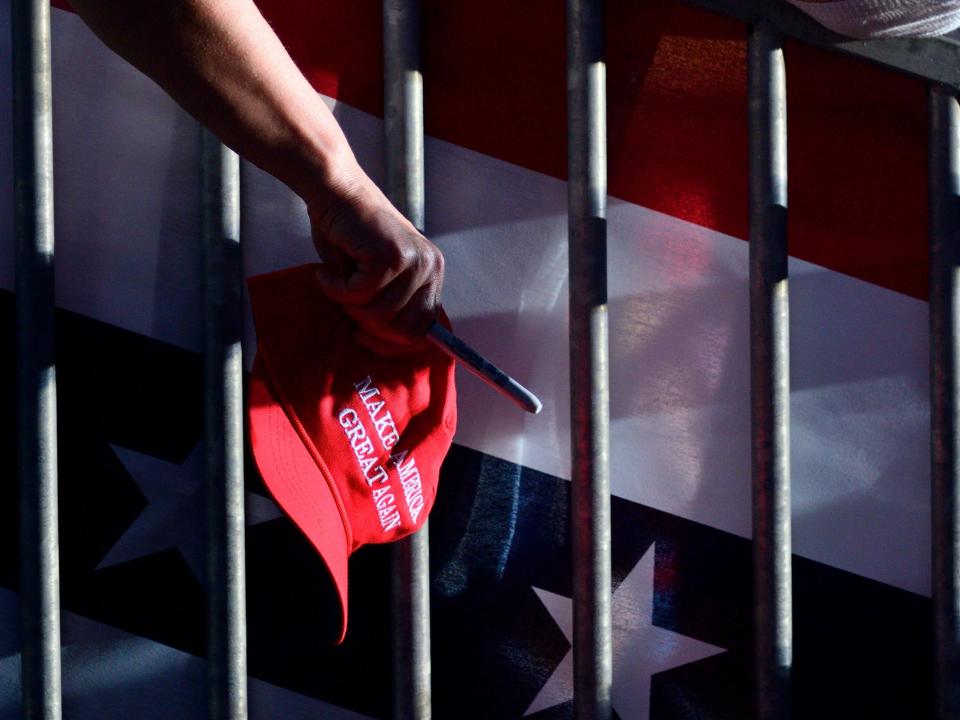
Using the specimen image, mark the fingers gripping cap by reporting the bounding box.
[247,264,457,643]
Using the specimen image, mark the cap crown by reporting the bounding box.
[249,264,457,551]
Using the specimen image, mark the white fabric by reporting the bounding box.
[787,0,960,38]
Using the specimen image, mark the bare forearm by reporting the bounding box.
[71,0,445,346]
[69,0,360,204]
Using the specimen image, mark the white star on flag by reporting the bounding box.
[526,543,726,719]
[98,443,283,585]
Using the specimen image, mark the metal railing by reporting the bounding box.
[567,2,613,718]
[383,2,433,718]
[201,131,247,720]
[10,0,960,718]
[13,1,60,719]
[747,22,791,720]
[929,83,960,720]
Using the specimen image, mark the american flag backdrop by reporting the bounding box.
[0,1,939,718]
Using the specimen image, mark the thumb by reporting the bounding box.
[315,264,350,300]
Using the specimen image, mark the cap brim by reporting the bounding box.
[249,357,350,644]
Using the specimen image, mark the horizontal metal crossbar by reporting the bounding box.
[681,0,960,89]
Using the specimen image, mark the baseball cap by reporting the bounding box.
[247,263,457,643]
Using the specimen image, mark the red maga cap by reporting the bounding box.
[247,264,457,643]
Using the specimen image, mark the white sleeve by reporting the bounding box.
[786,0,960,38]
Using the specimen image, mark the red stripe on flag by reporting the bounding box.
[52,0,929,299]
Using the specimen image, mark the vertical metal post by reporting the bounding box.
[748,22,792,720]
[930,82,960,720]
[384,0,424,232]
[390,529,431,720]
[12,1,62,718]
[383,2,431,719]
[202,130,247,720]
[566,2,611,719]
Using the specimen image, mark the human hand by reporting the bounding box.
[71,0,444,354]
[307,173,445,355]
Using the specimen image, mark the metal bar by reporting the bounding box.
[566,1,612,718]
[383,2,431,719]
[12,0,62,718]
[383,0,424,231]
[930,83,960,720]
[201,130,247,720]
[748,21,792,720]
[679,0,960,91]
[391,528,431,720]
